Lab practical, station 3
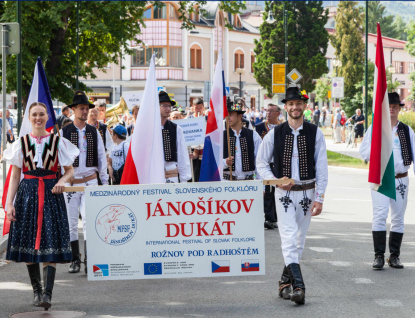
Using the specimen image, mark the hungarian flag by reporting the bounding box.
[120,55,164,185]
[2,57,57,236]
[199,49,228,182]
[368,23,396,200]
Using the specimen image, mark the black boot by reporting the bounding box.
[84,240,88,274]
[372,231,386,269]
[388,232,404,268]
[278,266,292,299]
[69,240,81,273]
[40,266,56,310]
[287,263,305,305]
[26,264,42,306]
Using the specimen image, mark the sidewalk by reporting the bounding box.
[322,128,364,160]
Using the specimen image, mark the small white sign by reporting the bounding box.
[173,117,206,147]
[287,68,303,84]
[331,77,344,99]
[122,91,144,109]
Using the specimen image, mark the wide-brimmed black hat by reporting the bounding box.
[281,86,309,103]
[159,91,176,106]
[227,97,245,114]
[67,90,95,109]
[388,92,404,106]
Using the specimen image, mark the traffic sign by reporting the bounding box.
[287,68,302,84]
[0,23,20,55]
[225,86,230,95]
[272,64,285,85]
[272,84,285,94]
[331,77,344,98]
[157,86,164,92]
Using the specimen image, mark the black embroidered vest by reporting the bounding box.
[163,120,177,162]
[98,122,107,150]
[255,122,269,139]
[223,127,255,172]
[127,123,134,136]
[62,123,98,167]
[21,134,60,172]
[272,121,317,180]
[397,122,413,166]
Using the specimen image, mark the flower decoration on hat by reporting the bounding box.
[300,90,309,100]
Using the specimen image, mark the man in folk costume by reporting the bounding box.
[223,98,262,181]
[88,107,113,153]
[61,91,109,274]
[224,96,253,130]
[159,91,191,183]
[360,92,415,269]
[255,104,283,230]
[256,86,328,305]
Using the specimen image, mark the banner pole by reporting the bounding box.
[225,116,232,180]
[188,146,194,182]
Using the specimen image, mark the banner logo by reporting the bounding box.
[95,204,137,246]
[93,264,109,277]
[144,263,162,275]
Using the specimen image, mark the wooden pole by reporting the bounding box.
[55,123,61,137]
[225,116,232,180]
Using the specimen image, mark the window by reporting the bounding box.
[190,45,202,69]
[144,8,152,19]
[395,61,404,74]
[234,49,244,70]
[132,49,145,66]
[251,53,255,73]
[327,58,331,70]
[154,6,166,19]
[169,48,182,67]
[194,7,199,22]
[169,4,178,20]
[409,62,415,73]
[131,47,167,67]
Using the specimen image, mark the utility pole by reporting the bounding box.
[16,1,22,134]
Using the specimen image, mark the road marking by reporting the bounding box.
[353,278,374,284]
[375,299,403,307]
[306,235,329,239]
[332,199,372,202]
[0,282,32,291]
[329,261,352,267]
[309,247,334,252]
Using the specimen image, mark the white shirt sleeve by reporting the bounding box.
[3,140,22,168]
[97,130,109,185]
[105,129,114,154]
[256,129,276,180]
[314,128,328,203]
[253,131,263,179]
[409,126,415,174]
[176,125,191,182]
[359,125,372,162]
[58,137,80,167]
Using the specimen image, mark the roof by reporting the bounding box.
[241,14,264,28]
[366,33,406,49]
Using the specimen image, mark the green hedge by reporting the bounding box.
[399,112,415,131]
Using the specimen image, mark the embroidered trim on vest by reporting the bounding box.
[282,135,294,177]
[42,134,59,171]
[298,135,308,179]
[86,131,94,167]
[397,128,411,166]
[70,131,79,167]
[163,129,172,161]
[240,136,250,172]
[230,136,236,171]
[21,135,36,171]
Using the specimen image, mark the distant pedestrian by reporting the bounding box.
[313,106,320,126]
[56,106,70,129]
[340,110,347,143]
[347,108,365,148]
[333,108,342,143]
[6,110,14,144]
[321,107,327,128]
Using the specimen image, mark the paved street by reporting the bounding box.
[1,166,415,317]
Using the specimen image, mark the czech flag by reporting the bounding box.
[211,260,230,273]
[120,55,165,185]
[368,23,396,200]
[2,57,57,236]
[199,49,228,182]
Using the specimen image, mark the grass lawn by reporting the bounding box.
[327,150,368,169]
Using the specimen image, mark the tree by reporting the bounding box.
[364,1,399,39]
[0,1,245,105]
[330,1,364,115]
[405,20,415,103]
[393,15,408,41]
[314,75,332,106]
[253,1,329,95]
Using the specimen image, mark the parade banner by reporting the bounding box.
[173,117,206,147]
[85,181,264,281]
[122,91,144,109]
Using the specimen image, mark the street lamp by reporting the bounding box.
[332,58,342,76]
[236,68,245,97]
[265,10,276,24]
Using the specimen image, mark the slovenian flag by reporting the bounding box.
[368,23,396,200]
[120,54,165,185]
[199,49,228,182]
[2,57,57,236]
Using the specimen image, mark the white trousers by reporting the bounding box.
[275,187,314,265]
[371,176,408,233]
[334,126,341,142]
[64,179,98,241]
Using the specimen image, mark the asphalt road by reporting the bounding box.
[1,166,415,318]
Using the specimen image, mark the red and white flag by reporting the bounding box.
[120,55,164,185]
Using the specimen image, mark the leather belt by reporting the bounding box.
[290,182,315,191]
[395,172,408,179]
[71,173,97,185]
[165,168,178,178]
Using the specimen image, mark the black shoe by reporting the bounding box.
[287,263,305,305]
[84,240,88,274]
[373,255,385,269]
[69,240,81,273]
[40,266,56,310]
[264,220,274,230]
[278,266,291,299]
[388,256,404,269]
[27,264,42,306]
[274,222,278,229]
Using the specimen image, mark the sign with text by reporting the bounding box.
[272,64,285,85]
[122,91,144,109]
[86,181,264,280]
[331,77,344,99]
[173,117,206,147]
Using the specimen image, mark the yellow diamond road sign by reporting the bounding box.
[287,68,302,84]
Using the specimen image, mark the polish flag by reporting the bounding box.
[368,23,395,200]
[2,58,57,236]
[120,55,164,185]
[199,49,228,182]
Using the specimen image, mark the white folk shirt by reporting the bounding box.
[60,125,109,184]
[223,128,263,180]
[256,124,328,203]
[162,124,191,183]
[360,122,415,175]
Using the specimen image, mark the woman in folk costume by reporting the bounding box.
[4,102,79,310]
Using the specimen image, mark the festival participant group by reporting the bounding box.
[3,83,414,308]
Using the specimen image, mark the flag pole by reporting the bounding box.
[225,116,232,180]
[55,124,61,137]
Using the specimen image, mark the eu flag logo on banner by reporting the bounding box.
[144,263,162,275]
